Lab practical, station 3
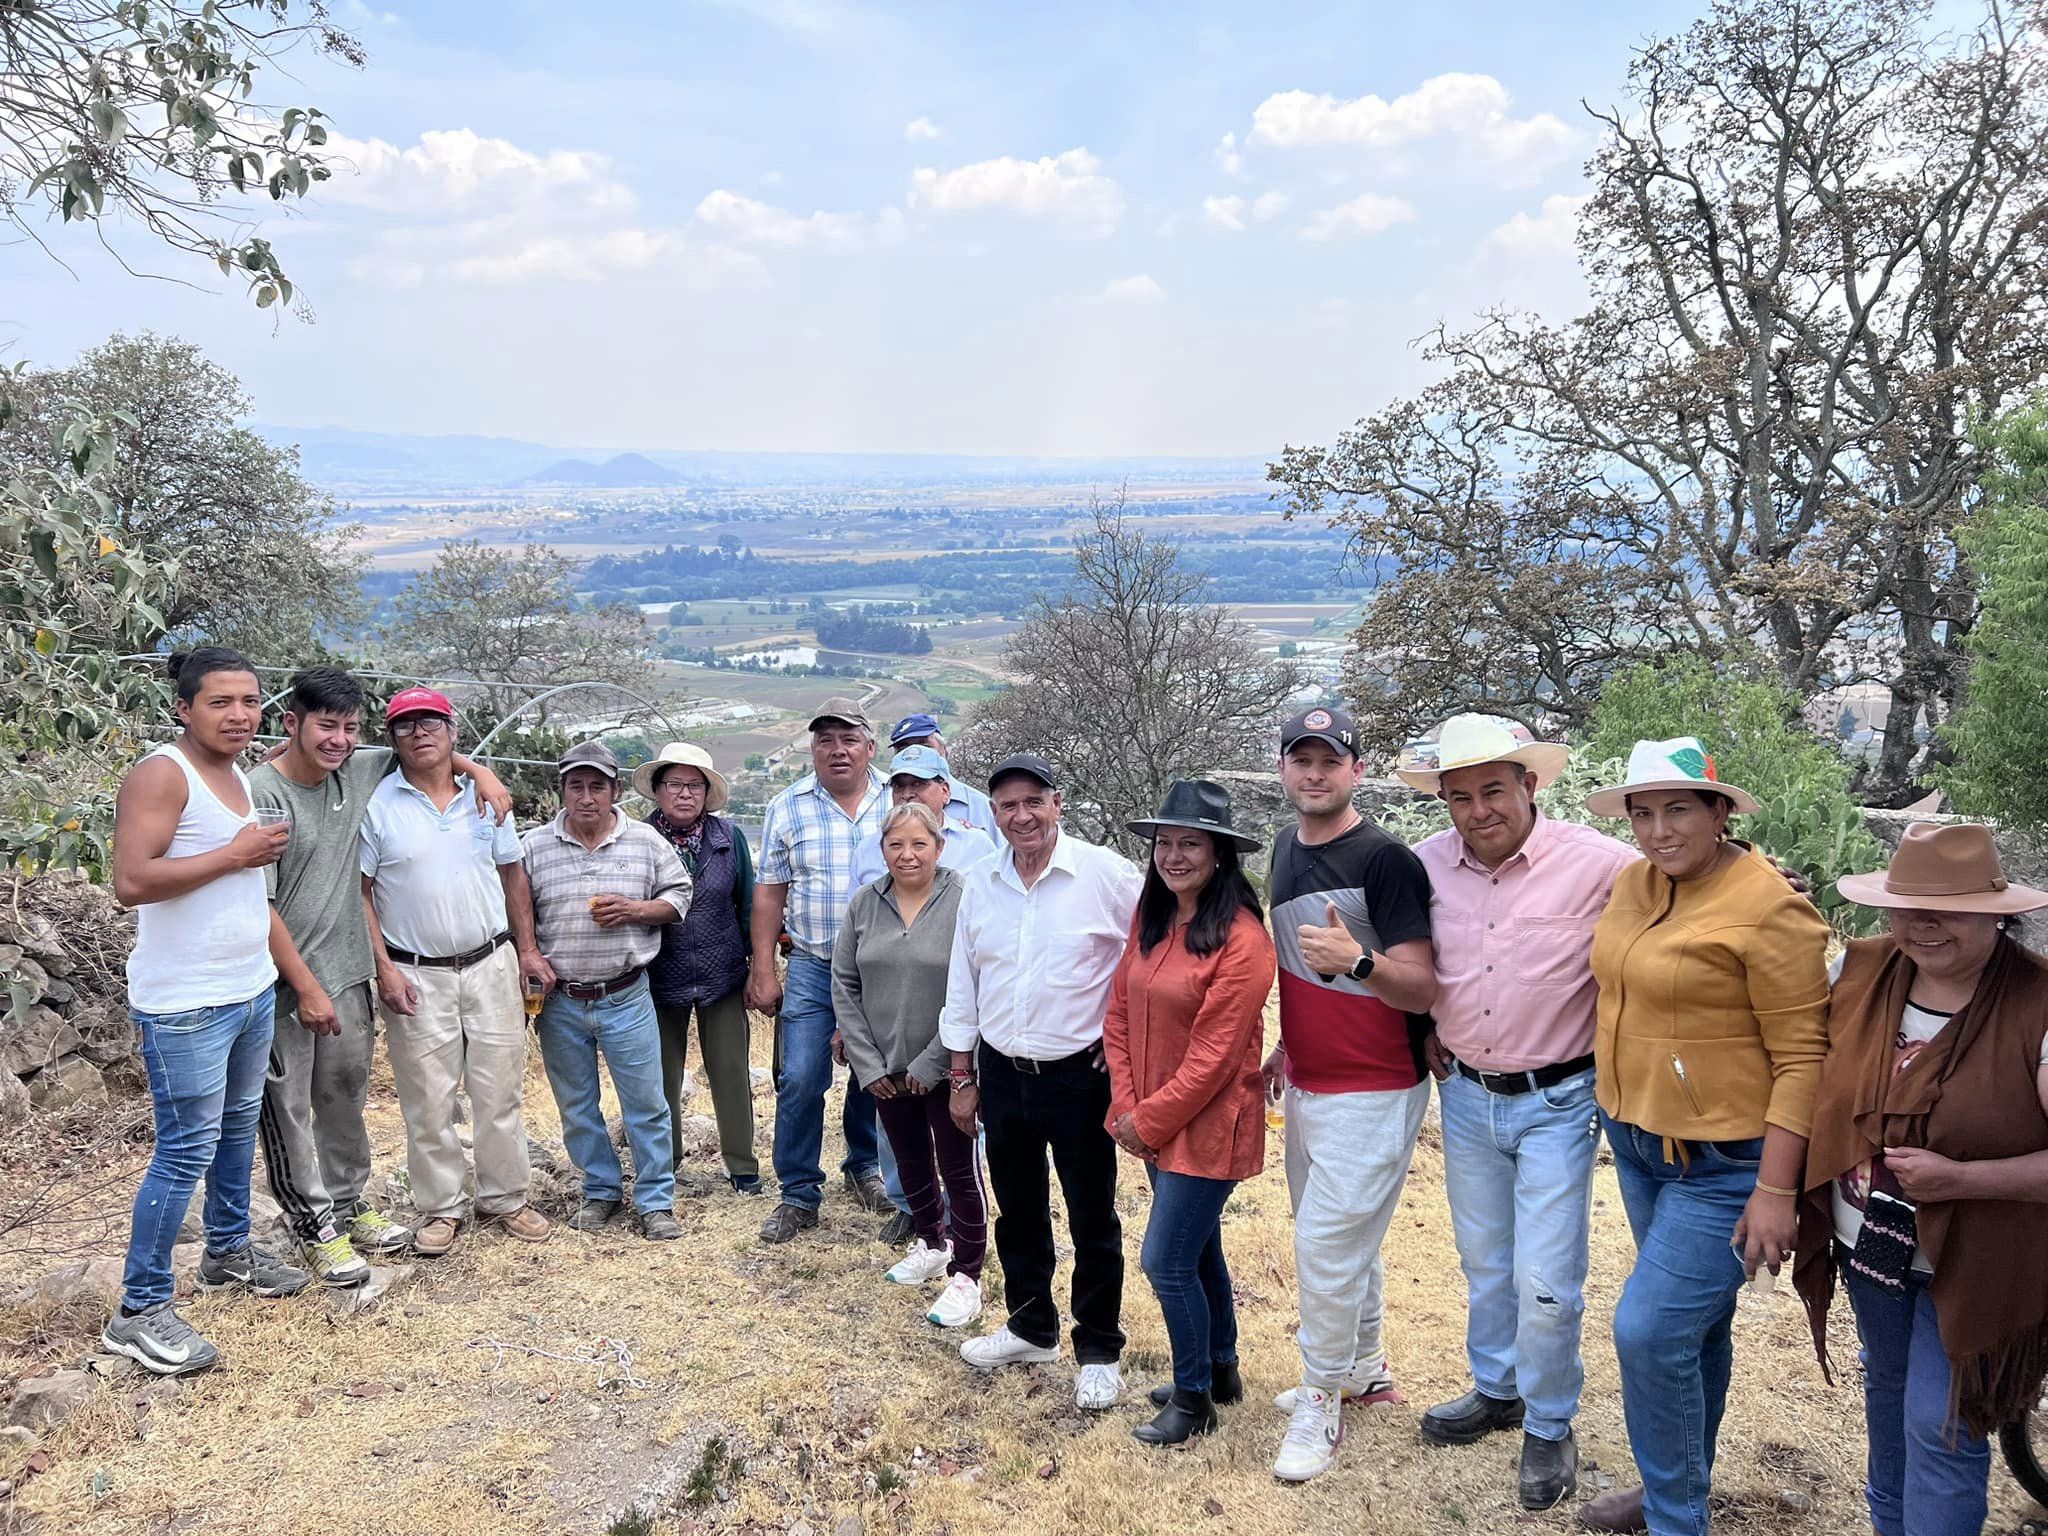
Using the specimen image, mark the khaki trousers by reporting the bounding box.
[384,942,532,1220]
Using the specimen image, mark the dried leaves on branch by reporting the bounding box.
[1271,0,2048,798]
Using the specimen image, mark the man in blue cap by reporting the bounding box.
[888,714,993,831]
[850,746,999,888]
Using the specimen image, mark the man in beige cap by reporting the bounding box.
[750,698,891,1243]
[1400,714,1638,1510]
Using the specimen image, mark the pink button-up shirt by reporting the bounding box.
[1414,812,1639,1072]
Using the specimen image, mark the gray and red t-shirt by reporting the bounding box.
[1270,820,1434,1093]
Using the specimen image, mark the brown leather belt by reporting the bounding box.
[558,966,646,1001]
[385,933,510,970]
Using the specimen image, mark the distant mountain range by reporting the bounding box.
[248,423,1272,494]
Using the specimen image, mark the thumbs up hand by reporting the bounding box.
[1298,900,1367,979]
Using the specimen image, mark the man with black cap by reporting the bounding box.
[750,698,893,1243]
[514,740,695,1241]
[887,713,993,830]
[939,751,1143,1411]
[1265,703,1440,1484]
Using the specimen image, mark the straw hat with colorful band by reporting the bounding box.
[1835,821,2048,915]
[1584,736,1760,818]
[1394,712,1571,794]
[632,741,731,813]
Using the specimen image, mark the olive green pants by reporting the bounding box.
[655,989,759,1181]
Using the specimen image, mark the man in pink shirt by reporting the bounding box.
[1402,715,1637,1512]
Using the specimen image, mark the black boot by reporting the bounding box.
[1518,1430,1578,1510]
[1132,1387,1218,1446]
[1149,1359,1242,1407]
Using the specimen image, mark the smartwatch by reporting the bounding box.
[1349,951,1376,982]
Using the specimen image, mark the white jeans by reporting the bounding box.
[384,942,532,1220]
[1284,1079,1430,1390]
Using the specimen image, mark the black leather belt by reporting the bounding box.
[979,1042,1097,1076]
[1454,1052,1596,1096]
[385,932,511,970]
[558,966,646,1001]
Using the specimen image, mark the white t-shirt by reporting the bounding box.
[359,772,523,958]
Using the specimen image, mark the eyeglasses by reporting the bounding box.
[391,716,451,738]
[660,778,709,797]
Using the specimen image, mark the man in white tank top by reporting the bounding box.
[102,650,319,1377]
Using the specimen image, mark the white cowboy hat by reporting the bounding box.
[632,741,731,813]
[1394,713,1571,793]
[1584,737,1759,818]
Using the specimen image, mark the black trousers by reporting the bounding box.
[977,1043,1125,1364]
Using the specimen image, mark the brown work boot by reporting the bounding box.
[492,1205,552,1243]
[413,1216,460,1258]
[1577,1484,1646,1533]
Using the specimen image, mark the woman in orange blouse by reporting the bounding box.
[1104,780,1277,1447]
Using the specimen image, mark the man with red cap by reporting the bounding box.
[359,688,551,1257]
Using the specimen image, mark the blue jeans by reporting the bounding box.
[1842,1264,1989,1536]
[122,990,276,1311]
[1141,1166,1239,1395]
[1439,1064,1601,1441]
[536,977,674,1214]
[772,953,886,1211]
[1602,1113,1760,1536]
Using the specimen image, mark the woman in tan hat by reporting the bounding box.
[636,743,760,1193]
[1792,822,2048,1536]
[1579,738,1832,1536]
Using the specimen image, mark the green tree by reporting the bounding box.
[1940,399,2048,837]
[1583,655,1885,928]
[0,335,363,660]
[1,1,360,306]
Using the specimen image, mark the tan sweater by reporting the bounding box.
[1591,844,1831,1140]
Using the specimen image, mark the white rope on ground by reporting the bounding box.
[465,1334,650,1390]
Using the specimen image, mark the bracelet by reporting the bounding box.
[948,1073,976,1089]
[1754,1181,1798,1198]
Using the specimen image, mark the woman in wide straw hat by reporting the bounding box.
[1578,738,1833,1536]
[1792,822,2048,1536]
[635,742,760,1193]
[1103,779,1276,1447]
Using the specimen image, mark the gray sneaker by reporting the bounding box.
[101,1302,220,1376]
[198,1243,312,1298]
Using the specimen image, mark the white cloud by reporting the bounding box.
[693,189,881,247]
[1483,192,1587,258]
[904,116,943,142]
[910,147,1125,234]
[1215,131,1244,177]
[322,128,632,213]
[1300,192,1418,241]
[1250,72,1576,177]
[1102,274,1166,304]
[1252,190,1289,222]
[1203,194,1247,231]
[452,229,676,283]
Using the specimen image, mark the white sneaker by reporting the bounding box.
[1075,1361,1123,1411]
[1273,1386,1345,1482]
[1272,1357,1395,1411]
[926,1273,982,1327]
[884,1238,953,1286]
[959,1325,1060,1371]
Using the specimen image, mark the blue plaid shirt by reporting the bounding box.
[757,768,888,958]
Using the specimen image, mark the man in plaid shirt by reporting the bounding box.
[515,740,693,1241]
[748,699,890,1243]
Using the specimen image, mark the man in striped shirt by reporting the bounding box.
[749,699,890,1243]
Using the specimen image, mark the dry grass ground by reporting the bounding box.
[3,1014,2043,1536]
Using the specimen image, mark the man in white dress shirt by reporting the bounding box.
[941,752,1142,1411]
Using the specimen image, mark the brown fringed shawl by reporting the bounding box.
[1793,934,2048,1437]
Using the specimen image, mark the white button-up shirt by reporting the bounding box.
[939,826,1142,1060]
[359,772,523,958]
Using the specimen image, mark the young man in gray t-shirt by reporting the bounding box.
[251,669,510,1284]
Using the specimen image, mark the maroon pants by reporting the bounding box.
[874,1085,987,1279]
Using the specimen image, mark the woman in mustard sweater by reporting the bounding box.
[1577,740,1831,1536]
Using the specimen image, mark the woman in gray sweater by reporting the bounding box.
[831,802,988,1328]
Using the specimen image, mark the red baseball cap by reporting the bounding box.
[385,686,455,724]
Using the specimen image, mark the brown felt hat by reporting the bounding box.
[1835,821,2048,915]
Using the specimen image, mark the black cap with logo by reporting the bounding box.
[1280,704,1358,759]
[987,751,1059,792]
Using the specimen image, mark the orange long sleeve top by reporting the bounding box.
[1102,907,1276,1181]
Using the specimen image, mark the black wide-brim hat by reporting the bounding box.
[1127,778,1262,851]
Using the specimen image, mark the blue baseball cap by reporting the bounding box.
[889,712,941,746]
[887,745,951,783]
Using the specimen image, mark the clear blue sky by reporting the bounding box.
[0,0,1706,456]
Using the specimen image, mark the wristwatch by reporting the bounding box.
[1349,951,1376,982]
